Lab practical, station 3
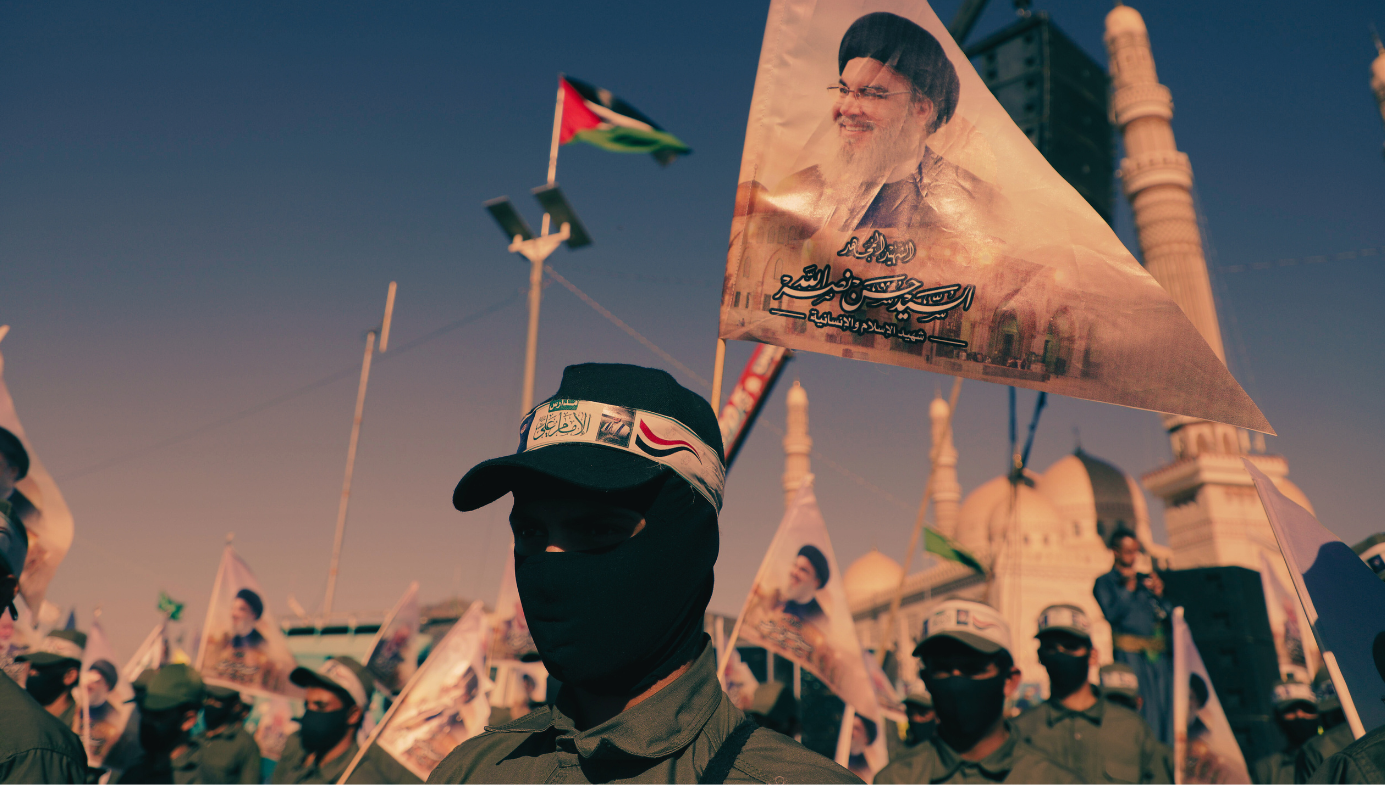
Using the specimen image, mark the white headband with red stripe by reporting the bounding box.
[518,399,725,512]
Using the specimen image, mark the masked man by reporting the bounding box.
[1098,663,1142,712]
[431,364,856,783]
[18,629,87,728]
[1250,680,1318,784]
[1013,604,1172,783]
[875,600,1077,784]
[117,664,207,784]
[0,486,87,783]
[273,656,388,784]
[194,686,263,784]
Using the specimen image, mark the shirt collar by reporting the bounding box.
[1045,693,1106,726]
[931,719,1023,780]
[486,642,723,761]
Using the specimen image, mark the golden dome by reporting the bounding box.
[844,548,905,606]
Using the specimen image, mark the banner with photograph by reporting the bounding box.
[77,617,136,768]
[1258,550,1319,683]
[247,696,297,763]
[717,344,791,468]
[720,645,760,711]
[719,0,1270,433]
[367,600,492,781]
[195,545,301,699]
[1247,458,1385,735]
[0,340,76,612]
[366,581,421,696]
[488,553,536,663]
[1172,608,1250,784]
[732,478,887,778]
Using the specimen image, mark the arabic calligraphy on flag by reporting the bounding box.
[719,0,1270,432]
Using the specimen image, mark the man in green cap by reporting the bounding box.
[193,685,262,784]
[274,655,413,784]
[1098,663,1142,712]
[1295,667,1354,781]
[1013,604,1172,783]
[17,628,87,729]
[1250,679,1319,784]
[429,364,857,784]
[116,663,206,783]
[875,599,1079,784]
[0,468,88,783]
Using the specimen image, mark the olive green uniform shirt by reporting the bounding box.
[1250,749,1296,784]
[195,723,262,784]
[873,720,1081,784]
[1013,691,1173,783]
[0,670,89,784]
[272,733,417,785]
[1308,722,1385,783]
[115,740,204,784]
[427,644,858,784]
[1295,723,1354,783]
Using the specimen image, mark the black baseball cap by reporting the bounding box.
[453,364,724,512]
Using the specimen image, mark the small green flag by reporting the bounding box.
[157,591,184,621]
[925,528,986,575]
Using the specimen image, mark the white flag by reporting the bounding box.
[195,544,301,700]
[1258,550,1319,682]
[366,600,492,781]
[731,478,888,778]
[78,617,136,768]
[366,581,421,695]
[719,0,1269,432]
[1172,608,1249,784]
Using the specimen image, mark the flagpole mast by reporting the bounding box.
[518,77,568,415]
[876,376,962,665]
[323,283,396,618]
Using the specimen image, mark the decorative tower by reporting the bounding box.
[929,394,962,538]
[783,380,812,508]
[1105,4,1312,570]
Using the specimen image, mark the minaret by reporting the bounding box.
[783,380,812,507]
[1106,4,1310,570]
[929,394,962,538]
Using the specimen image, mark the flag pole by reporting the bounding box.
[518,77,568,415]
[876,376,962,665]
[323,283,396,617]
[710,339,727,410]
[834,706,855,767]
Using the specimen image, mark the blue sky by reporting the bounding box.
[2,0,1382,657]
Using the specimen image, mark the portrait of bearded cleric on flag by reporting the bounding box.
[735,12,1001,238]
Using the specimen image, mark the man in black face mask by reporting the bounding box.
[0,480,88,783]
[192,686,263,784]
[117,664,208,784]
[273,656,400,784]
[430,363,856,784]
[902,692,936,747]
[17,628,87,730]
[875,599,1077,784]
[1013,604,1172,783]
[1251,680,1318,784]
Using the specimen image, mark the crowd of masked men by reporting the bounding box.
[3,365,1384,783]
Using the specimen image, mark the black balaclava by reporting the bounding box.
[906,717,937,746]
[139,707,190,756]
[25,663,73,706]
[1039,650,1091,700]
[1278,705,1320,747]
[202,699,239,731]
[924,672,1008,752]
[516,471,717,696]
[299,707,353,755]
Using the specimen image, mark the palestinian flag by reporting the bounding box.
[925,528,985,575]
[559,76,691,165]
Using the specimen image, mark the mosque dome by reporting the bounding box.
[957,474,1065,555]
[844,548,904,606]
[1038,449,1148,544]
[1105,4,1147,36]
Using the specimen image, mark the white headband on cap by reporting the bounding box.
[518,399,725,511]
[1101,669,1139,692]
[39,637,84,661]
[1274,681,1316,706]
[1038,606,1091,636]
[318,659,367,709]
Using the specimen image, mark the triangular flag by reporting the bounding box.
[1257,550,1319,683]
[1246,458,1385,735]
[78,616,136,769]
[355,600,492,782]
[1172,608,1250,783]
[730,478,888,778]
[366,581,422,696]
[0,338,76,612]
[924,527,984,574]
[194,544,302,700]
[719,2,1270,433]
[488,550,537,664]
[559,77,691,165]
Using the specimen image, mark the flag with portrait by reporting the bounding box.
[719,0,1269,432]
[1172,608,1250,784]
[367,581,422,696]
[729,478,887,778]
[77,617,136,768]
[195,544,301,699]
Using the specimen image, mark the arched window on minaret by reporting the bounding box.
[1196,434,1211,455]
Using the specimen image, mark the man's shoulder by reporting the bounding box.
[728,727,861,784]
[426,727,551,784]
[0,672,87,766]
[1314,723,1385,784]
[1012,702,1052,734]
[874,740,941,784]
[1009,739,1084,783]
